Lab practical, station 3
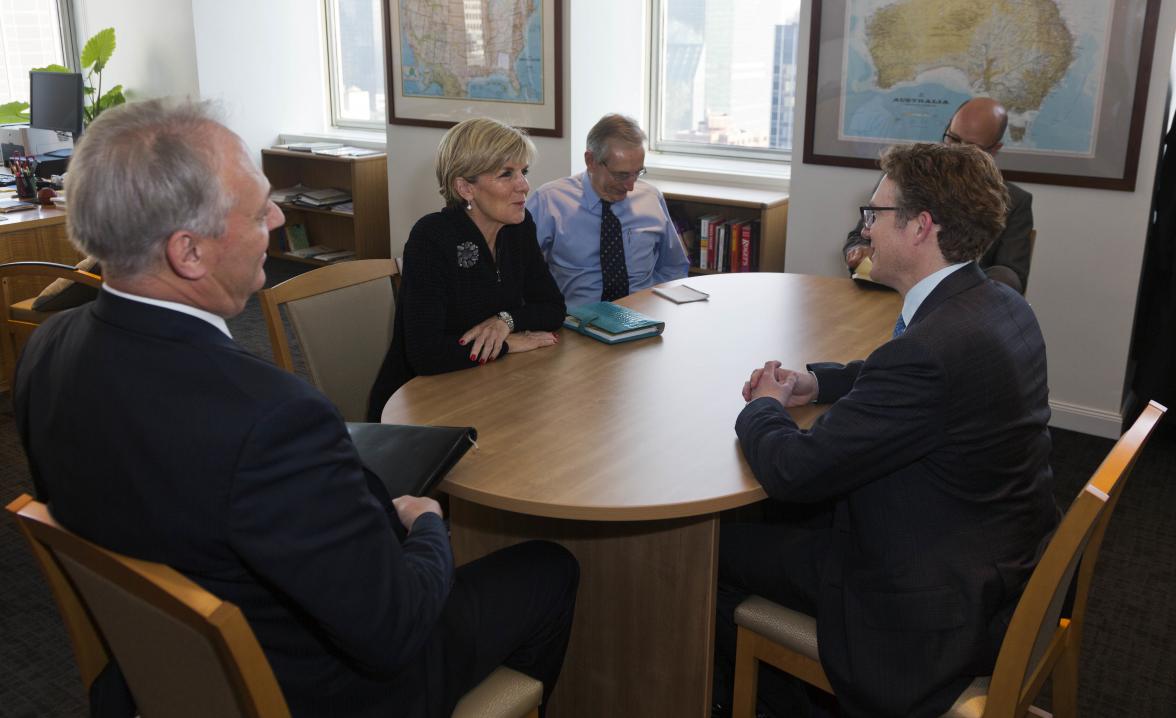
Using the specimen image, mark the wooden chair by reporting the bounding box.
[0,260,102,389]
[7,493,290,718]
[731,400,1167,718]
[258,259,397,421]
[1023,228,1037,294]
[7,494,543,718]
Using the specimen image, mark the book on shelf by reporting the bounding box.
[285,223,310,251]
[292,187,352,207]
[315,249,356,263]
[279,142,344,153]
[269,184,308,203]
[698,214,721,270]
[563,302,665,344]
[330,200,354,215]
[287,244,332,259]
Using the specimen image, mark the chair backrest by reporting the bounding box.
[258,259,398,422]
[0,260,102,388]
[6,494,291,718]
[983,400,1166,716]
[1023,229,1037,293]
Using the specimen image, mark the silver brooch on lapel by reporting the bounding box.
[456,241,479,268]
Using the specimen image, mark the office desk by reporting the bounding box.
[382,272,900,717]
[0,201,80,390]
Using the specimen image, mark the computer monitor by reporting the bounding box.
[29,71,84,139]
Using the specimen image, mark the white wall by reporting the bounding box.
[72,0,199,103]
[785,1,1176,438]
[191,0,327,158]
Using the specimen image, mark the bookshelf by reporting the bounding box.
[648,179,789,274]
[260,149,390,264]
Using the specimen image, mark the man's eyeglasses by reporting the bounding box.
[600,160,647,183]
[859,206,899,229]
[941,127,1001,152]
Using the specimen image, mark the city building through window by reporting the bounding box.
[651,0,801,162]
[326,0,386,129]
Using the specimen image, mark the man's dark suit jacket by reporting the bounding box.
[736,264,1059,717]
[846,181,1035,293]
[14,291,454,717]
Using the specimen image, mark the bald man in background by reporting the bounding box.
[844,98,1034,294]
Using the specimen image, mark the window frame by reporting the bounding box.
[323,0,385,131]
[0,0,80,104]
[646,0,798,166]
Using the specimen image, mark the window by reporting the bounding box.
[0,0,76,106]
[325,0,386,129]
[650,0,801,162]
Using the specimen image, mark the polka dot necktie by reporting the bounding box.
[892,314,906,338]
[599,200,629,302]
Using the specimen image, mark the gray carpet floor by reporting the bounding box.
[1,260,1173,715]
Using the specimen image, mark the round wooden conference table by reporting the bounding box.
[382,272,900,717]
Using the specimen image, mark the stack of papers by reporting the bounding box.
[316,249,356,262]
[287,245,332,259]
[313,146,383,157]
[292,187,352,208]
[270,184,309,203]
[330,201,354,215]
[280,142,343,153]
[0,198,37,213]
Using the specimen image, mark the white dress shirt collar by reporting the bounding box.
[900,262,968,326]
[102,284,232,339]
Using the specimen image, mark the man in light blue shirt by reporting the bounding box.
[526,114,689,308]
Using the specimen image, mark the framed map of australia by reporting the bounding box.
[803,0,1160,190]
[383,0,563,137]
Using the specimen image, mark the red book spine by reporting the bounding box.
[740,223,752,272]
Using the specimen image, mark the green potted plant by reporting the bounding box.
[0,27,125,126]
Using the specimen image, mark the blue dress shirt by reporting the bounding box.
[526,172,689,308]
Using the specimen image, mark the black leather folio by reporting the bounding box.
[346,423,477,498]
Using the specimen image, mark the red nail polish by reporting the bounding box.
[459,339,466,345]
[470,354,477,361]
[479,358,486,365]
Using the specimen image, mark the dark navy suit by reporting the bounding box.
[15,290,577,717]
[722,264,1058,717]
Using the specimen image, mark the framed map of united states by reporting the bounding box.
[384,0,563,136]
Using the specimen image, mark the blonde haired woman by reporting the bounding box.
[367,118,565,420]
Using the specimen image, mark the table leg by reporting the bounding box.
[449,497,719,718]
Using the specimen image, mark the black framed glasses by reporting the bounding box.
[941,127,1001,152]
[859,206,899,228]
[600,160,647,183]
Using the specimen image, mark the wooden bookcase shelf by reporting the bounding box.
[260,149,390,263]
[648,179,789,274]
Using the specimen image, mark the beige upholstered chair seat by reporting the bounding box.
[734,596,818,660]
[733,598,1003,718]
[10,296,49,323]
[453,666,543,718]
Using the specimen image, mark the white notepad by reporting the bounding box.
[653,284,710,304]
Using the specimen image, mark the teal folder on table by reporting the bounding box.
[563,302,665,344]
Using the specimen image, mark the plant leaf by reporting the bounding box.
[80,28,116,72]
[95,85,125,118]
[0,101,30,124]
[32,64,71,73]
